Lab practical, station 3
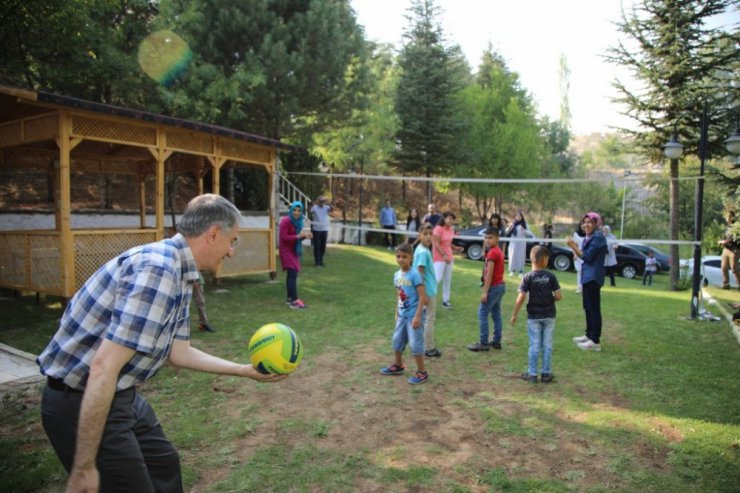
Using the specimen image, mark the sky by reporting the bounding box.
[351,0,664,135]
[351,0,640,136]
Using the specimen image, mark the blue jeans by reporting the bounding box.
[478,283,505,344]
[392,315,425,356]
[527,318,555,375]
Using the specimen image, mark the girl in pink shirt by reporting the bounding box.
[432,211,464,309]
[279,201,312,309]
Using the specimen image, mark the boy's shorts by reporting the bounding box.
[392,316,425,356]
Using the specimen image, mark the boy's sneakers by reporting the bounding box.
[442,301,452,309]
[540,373,555,383]
[577,340,601,351]
[572,335,589,343]
[408,370,429,385]
[467,342,490,352]
[521,372,538,383]
[379,363,405,375]
[289,299,307,309]
[425,348,442,358]
[198,323,216,333]
[489,342,502,350]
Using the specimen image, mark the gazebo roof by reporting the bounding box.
[0,85,297,152]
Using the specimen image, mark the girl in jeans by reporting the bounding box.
[279,202,312,309]
[567,212,608,351]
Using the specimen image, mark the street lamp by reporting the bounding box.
[620,170,631,239]
[663,103,739,319]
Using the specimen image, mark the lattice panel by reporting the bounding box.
[0,232,62,294]
[219,230,272,276]
[29,235,63,292]
[166,129,214,155]
[74,231,157,289]
[25,114,59,142]
[0,122,22,148]
[72,115,157,146]
[220,139,271,166]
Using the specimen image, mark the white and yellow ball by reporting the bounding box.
[248,323,303,375]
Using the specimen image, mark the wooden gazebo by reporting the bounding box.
[0,85,293,299]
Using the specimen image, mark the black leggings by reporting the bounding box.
[286,268,298,301]
[582,280,602,344]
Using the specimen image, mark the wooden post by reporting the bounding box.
[56,112,75,298]
[149,127,172,240]
[268,151,278,278]
[139,173,146,228]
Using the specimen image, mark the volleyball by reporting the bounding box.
[248,323,303,375]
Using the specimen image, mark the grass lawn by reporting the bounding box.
[1,244,739,492]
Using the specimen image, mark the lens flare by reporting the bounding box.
[137,30,192,86]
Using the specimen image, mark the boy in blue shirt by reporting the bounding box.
[380,243,429,384]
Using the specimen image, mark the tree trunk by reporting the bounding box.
[669,158,680,290]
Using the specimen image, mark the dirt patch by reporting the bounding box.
[182,345,676,492]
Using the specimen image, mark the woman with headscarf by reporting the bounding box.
[279,201,312,309]
[506,210,531,277]
[567,212,608,351]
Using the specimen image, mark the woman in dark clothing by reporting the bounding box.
[406,208,421,243]
[567,212,608,352]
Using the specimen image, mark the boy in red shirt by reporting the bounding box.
[468,227,506,351]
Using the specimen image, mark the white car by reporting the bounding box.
[679,255,737,288]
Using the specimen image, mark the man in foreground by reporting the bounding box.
[37,194,286,493]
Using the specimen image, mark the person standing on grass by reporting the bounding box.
[406,207,421,243]
[432,211,464,309]
[413,223,441,358]
[380,243,429,385]
[310,195,332,267]
[567,212,608,352]
[279,201,312,309]
[572,224,585,293]
[193,272,216,332]
[36,194,286,493]
[643,250,657,286]
[511,246,562,383]
[603,225,618,287]
[468,227,506,352]
[423,202,442,227]
[380,199,398,249]
[719,210,740,290]
[506,210,530,277]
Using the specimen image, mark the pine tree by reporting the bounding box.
[393,0,467,200]
[606,0,738,290]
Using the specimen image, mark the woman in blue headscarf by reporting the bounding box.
[279,201,312,309]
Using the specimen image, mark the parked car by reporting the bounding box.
[613,244,647,279]
[679,255,737,288]
[624,243,671,272]
[452,226,574,271]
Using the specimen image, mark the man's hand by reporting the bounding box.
[65,466,99,493]
[412,314,421,329]
[510,314,517,325]
[480,292,488,303]
[240,365,288,382]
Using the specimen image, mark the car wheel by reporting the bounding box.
[466,243,484,260]
[620,263,638,279]
[552,253,572,271]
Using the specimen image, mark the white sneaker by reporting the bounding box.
[572,335,589,343]
[577,340,601,352]
[509,271,514,277]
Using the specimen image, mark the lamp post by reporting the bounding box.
[620,170,631,239]
[663,103,740,319]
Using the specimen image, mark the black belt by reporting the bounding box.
[47,376,83,393]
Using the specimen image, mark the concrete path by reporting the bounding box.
[0,342,43,393]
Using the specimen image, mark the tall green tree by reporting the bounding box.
[156,0,368,141]
[458,48,542,223]
[0,0,159,105]
[606,0,738,290]
[393,0,467,200]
